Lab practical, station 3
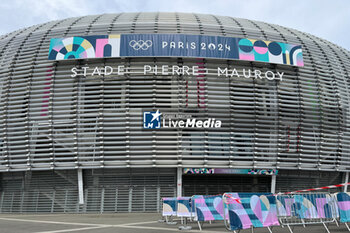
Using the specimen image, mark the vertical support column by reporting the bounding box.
[143,186,146,212]
[51,190,55,213]
[100,188,105,214]
[0,192,4,213]
[344,172,349,192]
[20,191,25,213]
[115,188,118,212]
[271,174,276,194]
[78,169,84,205]
[156,186,160,212]
[10,193,14,212]
[128,187,133,213]
[64,190,68,212]
[177,167,182,197]
[35,191,39,212]
[83,188,88,213]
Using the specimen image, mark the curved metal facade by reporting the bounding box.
[0,12,350,173]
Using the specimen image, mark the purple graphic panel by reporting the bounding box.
[337,192,350,222]
[193,195,228,221]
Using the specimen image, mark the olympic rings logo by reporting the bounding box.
[129,40,153,50]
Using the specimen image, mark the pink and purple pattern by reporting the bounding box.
[238,38,304,67]
[193,195,228,221]
[276,194,336,219]
[225,193,279,230]
[337,192,350,222]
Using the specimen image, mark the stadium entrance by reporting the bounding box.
[182,174,271,196]
[181,168,276,196]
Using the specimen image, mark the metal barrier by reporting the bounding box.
[336,192,350,231]
[330,193,340,227]
[276,193,338,233]
[159,192,346,232]
[192,195,228,231]
[223,192,279,233]
[161,197,178,224]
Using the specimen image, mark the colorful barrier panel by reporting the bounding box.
[193,195,227,221]
[161,192,345,232]
[162,197,177,216]
[161,197,178,224]
[177,197,196,230]
[331,193,340,219]
[336,192,350,223]
[276,193,338,233]
[223,192,279,232]
[276,193,337,219]
[192,195,227,230]
[177,197,195,218]
[336,192,350,231]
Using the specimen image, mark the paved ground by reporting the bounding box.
[0,213,348,233]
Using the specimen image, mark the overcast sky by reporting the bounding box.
[1,0,350,50]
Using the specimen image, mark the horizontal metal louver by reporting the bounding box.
[0,12,349,171]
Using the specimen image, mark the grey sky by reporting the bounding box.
[2,0,350,50]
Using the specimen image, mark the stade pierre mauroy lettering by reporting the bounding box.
[71,64,284,81]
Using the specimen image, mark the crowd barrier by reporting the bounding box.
[177,197,195,218]
[191,195,227,230]
[223,193,279,233]
[276,193,338,233]
[336,192,350,231]
[176,197,195,230]
[160,192,349,232]
[161,197,178,224]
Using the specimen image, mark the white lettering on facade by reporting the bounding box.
[70,65,285,81]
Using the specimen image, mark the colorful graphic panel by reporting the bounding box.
[238,38,303,66]
[162,197,177,216]
[224,193,279,230]
[48,35,120,60]
[183,168,278,175]
[177,197,195,218]
[276,194,337,219]
[336,192,350,222]
[193,195,228,221]
[184,168,215,174]
[48,34,304,66]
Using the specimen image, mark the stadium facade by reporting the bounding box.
[0,12,349,213]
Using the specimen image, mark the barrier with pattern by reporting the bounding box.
[162,197,177,216]
[276,193,337,219]
[336,192,350,222]
[177,197,195,218]
[224,193,279,230]
[192,195,228,221]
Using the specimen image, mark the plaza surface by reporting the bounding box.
[0,213,348,233]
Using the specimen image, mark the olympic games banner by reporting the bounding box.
[48,34,304,66]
